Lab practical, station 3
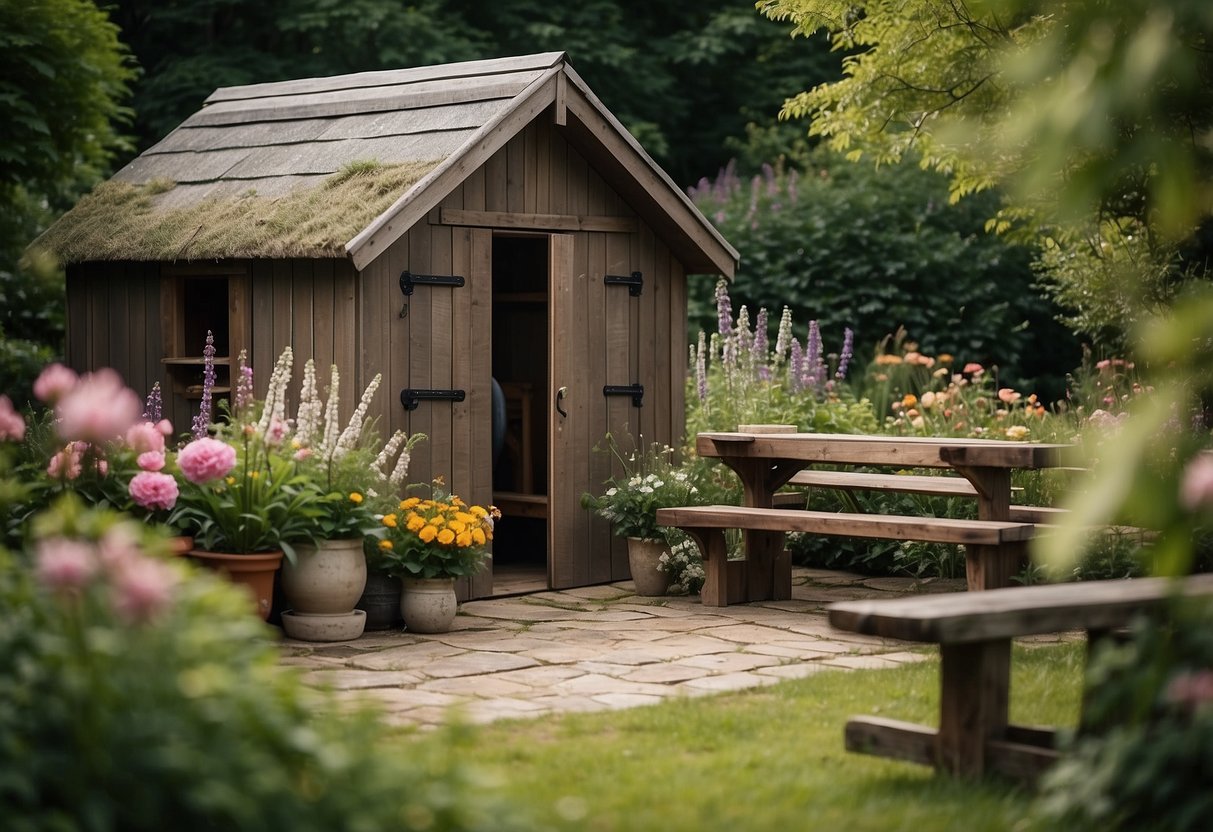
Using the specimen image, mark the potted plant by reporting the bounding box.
[279,357,424,641]
[373,482,497,633]
[582,435,705,596]
[170,346,324,620]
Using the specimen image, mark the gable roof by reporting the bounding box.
[37,53,737,276]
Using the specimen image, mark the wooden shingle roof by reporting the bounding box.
[36,53,737,275]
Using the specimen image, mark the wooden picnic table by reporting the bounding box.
[693,431,1075,601]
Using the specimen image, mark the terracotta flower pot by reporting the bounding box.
[186,549,283,620]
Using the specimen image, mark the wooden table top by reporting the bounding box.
[696,431,1076,470]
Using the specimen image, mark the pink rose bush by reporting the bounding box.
[129,471,180,511]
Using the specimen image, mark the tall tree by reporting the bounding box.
[759,0,1213,349]
[0,0,135,405]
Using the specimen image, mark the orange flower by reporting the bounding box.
[418,525,438,543]
[437,528,455,545]
[406,514,426,532]
[382,513,398,528]
[902,394,918,408]
[456,531,473,548]
[378,539,393,550]
[472,528,486,546]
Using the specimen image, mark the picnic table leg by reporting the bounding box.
[731,458,795,602]
[684,528,739,607]
[965,541,1026,591]
[938,639,1011,777]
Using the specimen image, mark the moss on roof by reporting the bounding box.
[34,160,439,264]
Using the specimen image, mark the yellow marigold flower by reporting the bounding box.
[427,516,444,527]
[349,492,363,504]
[382,513,398,528]
[902,394,918,408]
[451,496,465,507]
[470,505,488,518]
[448,520,467,535]
[401,497,421,510]
[454,511,475,524]
[471,527,486,546]
[418,525,438,543]
[378,539,393,550]
[406,514,426,532]
[456,531,473,548]
[437,528,456,545]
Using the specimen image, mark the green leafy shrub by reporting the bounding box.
[687,149,1082,398]
[0,497,525,832]
[1034,598,1213,831]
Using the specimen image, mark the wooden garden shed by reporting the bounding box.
[36,52,738,598]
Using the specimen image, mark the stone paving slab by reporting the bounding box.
[280,567,1082,729]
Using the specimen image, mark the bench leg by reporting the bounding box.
[938,639,1010,777]
[683,529,732,607]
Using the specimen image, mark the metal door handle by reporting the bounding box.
[556,386,568,418]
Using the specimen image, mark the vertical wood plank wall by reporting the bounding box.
[363,114,692,589]
[65,258,361,434]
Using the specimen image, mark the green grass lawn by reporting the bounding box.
[393,643,1086,832]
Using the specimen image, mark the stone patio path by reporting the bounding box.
[279,568,1069,728]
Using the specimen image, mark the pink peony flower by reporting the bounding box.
[177,437,237,483]
[126,421,167,455]
[35,538,98,591]
[55,368,142,444]
[109,555,178,623]
[1180,454,1213,512]
[129,470,179,511]
[137,451,166,471]
[0,394,25,442]
[156,419,173,436]
[293,447,313,462]
[33,363,79,404]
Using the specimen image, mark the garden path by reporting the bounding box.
[279,568,1073,728]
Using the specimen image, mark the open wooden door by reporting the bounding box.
[547,233,593,588]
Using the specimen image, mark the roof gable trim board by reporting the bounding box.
[205,52,566,105]
[346,65,563,270]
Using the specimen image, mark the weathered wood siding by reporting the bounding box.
[65,258,361,434]
[361,113,689,591]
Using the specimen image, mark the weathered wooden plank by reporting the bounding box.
[604,227,632,580]
[668,254,686,446]
[291,260,316,394]
[789,470,980,496]
[107,263,130,383]
[522,121,538,215]
[142,263,164,406]
[222,131,474,179]
[697,432,1072,470]
[406,223,433,488]
[249,260,275,398]
[483,144,508,213]
[548,234,581,588]
[637,223,657,443]
[845,717,939,768]
[506,129,525,214]
[468,228,494,598]
[827,573,1213,643]
[429,212,455,487]
[205,53,564,103]
[191,74,544,127]
[586,193,611,583]
[333,259,359,425]
[437,208,636,233]
[534,118,551,215]
[385,231,413,476]
[64,267,88,372]
[270,259,294,404]
[656,505,1035,545]
[461,166,486,213]
[939,640,1010,776]
[358,252,391,446]
[653,237,671,448]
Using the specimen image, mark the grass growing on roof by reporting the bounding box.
[33,159,439,263]
[388,642,1085,832]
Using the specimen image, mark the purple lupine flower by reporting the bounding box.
[836,327,854,380]
[191,330,216,439]
[142,382,163,423]
[234,349,254,416]
[788,339,803,394]
[715,278,733,337]
[754,308,770,380]
[696,331,708,401]
[805,321,822,390]
[723,159,738,196]
[736,306,753,365]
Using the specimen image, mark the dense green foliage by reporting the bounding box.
[759,0,1213,352]
[1037,601,1213,830]
[0,0,135,406]
[688,149,1081,395]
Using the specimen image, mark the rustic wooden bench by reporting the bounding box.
[828,574,1213,780]
[771,470,1067,524]
[655,504,1035,606]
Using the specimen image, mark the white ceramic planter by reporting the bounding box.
[280,537,367,641]
[400,577,458,633]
